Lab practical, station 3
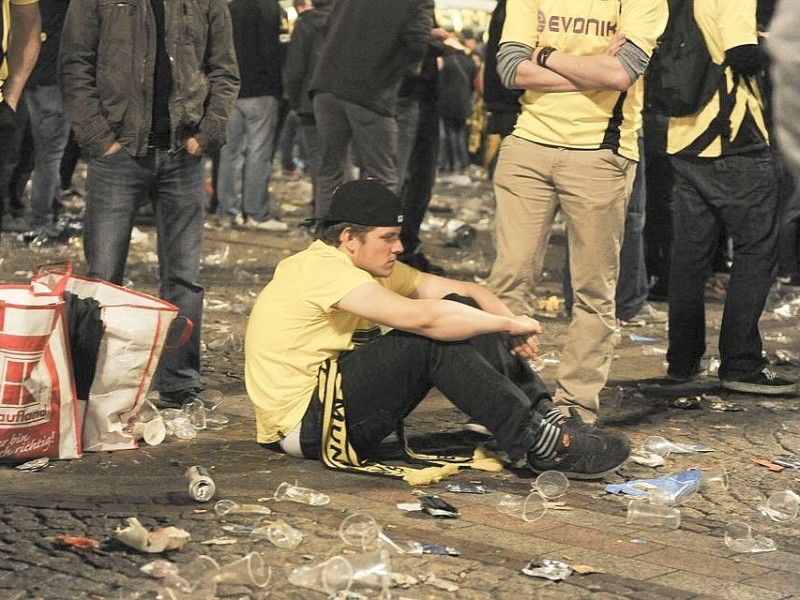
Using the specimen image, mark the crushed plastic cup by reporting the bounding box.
[348,548,391,599]
[163,413,197,440]
[339,512,382,550]
[214,499,272,517]
[251,519,303,549]
[758,490,800,523]
[161,555,218,600]
[648,479,698,506]
[698,464,730,491]
[288,555,353,595]
[273,481,330,506]
[724,521,777,553]
[183,400,207,430]
[213,552,271,588]
[134,398,162,423]
[641,435,704,457]
[496,492,548,522]
[534,470,569,501]
[626,500,681,529]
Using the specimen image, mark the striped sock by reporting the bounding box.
[543,408,566,426]
[530,421,562,460]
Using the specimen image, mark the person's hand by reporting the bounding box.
[103,140,122,155]
[505,315,542,361]
[431,27,449,41]
[606,32,626,56]
[186,136,203,157]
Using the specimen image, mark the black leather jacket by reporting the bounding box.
[58,0,240,157]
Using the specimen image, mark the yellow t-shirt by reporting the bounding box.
[666,0,768,157]
[501,0,668,161]
[0,0,39,91]
[245,240,422,444]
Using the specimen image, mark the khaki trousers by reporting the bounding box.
[488,135,636,421]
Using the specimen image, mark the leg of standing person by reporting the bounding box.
[665,156,720,380]
[488,135,558,317]
[25,85,71,232]
[152,149,206,393]
[215,101,246,225]
[643,150,673,301]
[60,130,82,195]
[239,95,281,226]
[395,96,420,195]
[301,117,320,206]
[347,100,398,191]
[553,148,634,422]
[313,91,354,218]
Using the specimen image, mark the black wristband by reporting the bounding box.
[536,46,556,69]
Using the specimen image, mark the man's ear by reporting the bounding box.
[339,226,357,250]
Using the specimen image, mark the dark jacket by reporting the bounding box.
[58,0,240,158]
[27,0,70,88]
[309,0,434,117]
[229,0,284,98]
[437,50,477,121]
[284,2,331,117]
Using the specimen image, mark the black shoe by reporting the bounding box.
[722,368,797,396]
[527,426,630,480]
[156,386,222,410]
[666,361,703,383]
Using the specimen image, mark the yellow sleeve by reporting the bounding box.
[717,0,756,52]
[501,0,539,48]
[620,0,669,56]
[376,260,422,298]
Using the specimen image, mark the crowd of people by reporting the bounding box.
[1,0,799,482]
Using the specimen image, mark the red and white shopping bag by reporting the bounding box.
[0,284,82,461]
[34,266,190,452]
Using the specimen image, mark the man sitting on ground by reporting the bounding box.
[245,180,630,480]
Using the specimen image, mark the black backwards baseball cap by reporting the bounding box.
[324,180,404,226]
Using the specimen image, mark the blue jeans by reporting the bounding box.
[85,147,205,393]
[313,91,398,218]
[299,296,554,463]
[667,150,778,380]
[25,85,71,228]
[279,110,304,171]
[441,117,469,172]
[216,95,280,223]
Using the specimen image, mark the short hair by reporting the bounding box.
[318,222,375,246]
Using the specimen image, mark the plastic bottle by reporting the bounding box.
[185,465,216,502]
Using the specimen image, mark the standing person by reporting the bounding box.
[22,0,70,238]
[284,0,331,207]
[58,0,240,408]
[488,0,667,423]
[215,0,287,231]
[308,0,433,219]
[245,180,630,480]
[770,0,800,182]
[0,0,40,234]
[664,0,795,394]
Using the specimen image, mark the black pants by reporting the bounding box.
[300,296,553,463]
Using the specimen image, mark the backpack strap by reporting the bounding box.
[681,70,738,156]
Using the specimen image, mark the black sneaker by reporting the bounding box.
[665,360,703,383]
[721,368,797,396]
[156,387,222,411]
[528,427,630,480]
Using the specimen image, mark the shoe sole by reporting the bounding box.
[721,381,797,395]
[462,422,491,436]
[529,457,628,480]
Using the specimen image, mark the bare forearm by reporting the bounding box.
[409,299,519,340]
[3,4,41,108]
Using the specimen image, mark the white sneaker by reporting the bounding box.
[618,303,667,327]
[251,218,288,232]
[233,213,246,228]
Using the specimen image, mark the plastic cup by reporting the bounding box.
[134,398,162,423]
[534,470,569,500]
[183,400,207,430]
[339,512,382,550]
[760,490,799,523]
[213,552,271,588]
[161,555,219,600]
[698,464,730,491]
[496,492,547,522]
[724,520,777,553]
[348,548,391,599]
[251,519,303,549]
[648,479,698,506]
[288,555,353,595]
[214,499,272,517]
[626,500,681,529]
[273,481,330,506]
[130,417,167,446]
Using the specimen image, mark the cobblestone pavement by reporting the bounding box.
[1,173,800,600]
